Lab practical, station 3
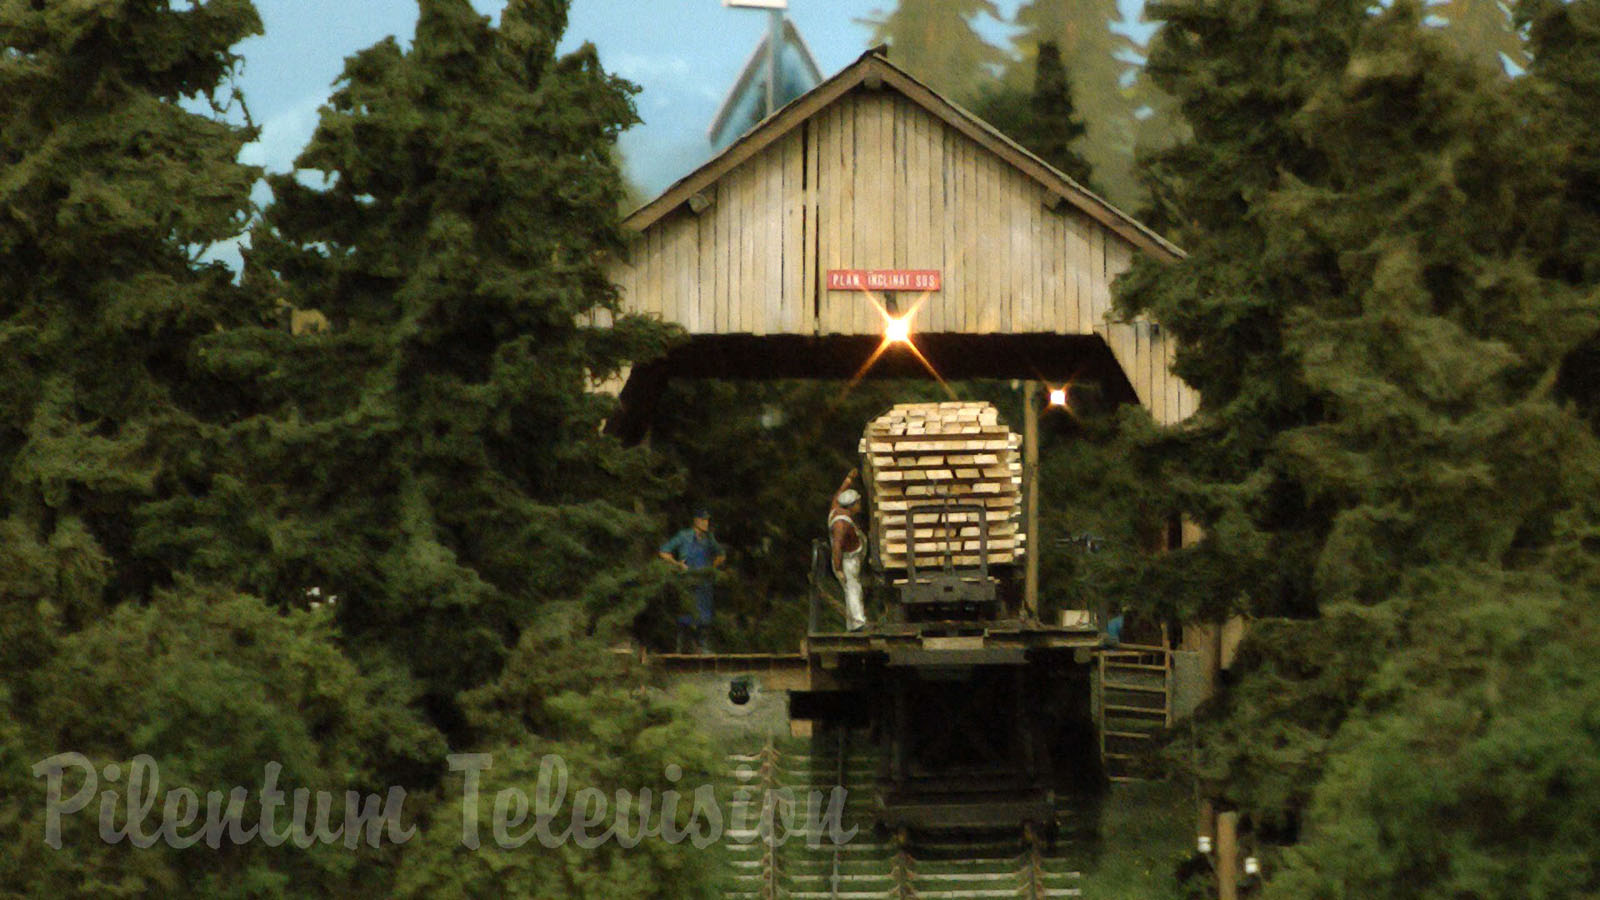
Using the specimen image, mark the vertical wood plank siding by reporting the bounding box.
[607,88,1197,424]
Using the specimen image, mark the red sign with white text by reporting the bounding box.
[826,269,942,292]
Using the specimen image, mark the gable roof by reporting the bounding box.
[625,48,1184,263]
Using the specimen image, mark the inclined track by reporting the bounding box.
[721,735,1082,900]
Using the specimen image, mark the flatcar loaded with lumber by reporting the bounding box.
[859,401,1026,619]
[796,400,1106,837]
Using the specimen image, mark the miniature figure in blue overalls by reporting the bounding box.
[659,509,726,653]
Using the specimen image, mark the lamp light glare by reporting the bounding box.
[1048,386,1068,407]
[1197,835,1213,854]
[1244,857,1260,876]
[883,315,912,344]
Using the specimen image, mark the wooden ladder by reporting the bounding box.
[1097,630,1173,782]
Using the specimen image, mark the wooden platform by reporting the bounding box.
[636,649,807,673]
[806,618,1102,669]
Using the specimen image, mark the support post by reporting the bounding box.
[1217,809,1240,900]
[1196,623,1221,700]
[1023,381,1040,620]
[1177,518,1220,700]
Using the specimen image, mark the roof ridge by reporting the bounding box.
[623,50,1184,262]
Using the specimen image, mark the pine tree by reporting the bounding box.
[1523,0,1600,427]
[1266,566,1600,897]
[0,0,263,620]
[1124,0,1600,882]
[975,42,1095,186]
[1008,0,1150,205]
[1011,0,1131,110]
[1520,0,1600,287]
[1027,44,1094,186]
[1118,0,1371,628]
[145,0,680,713]
[857,0,1010,105]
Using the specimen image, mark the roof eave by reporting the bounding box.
[623,50,1184,263]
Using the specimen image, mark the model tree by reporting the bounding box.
[975,42,1095,186]
[1119,0,1600,888]
[858,0,1010,105]
[151,0,679,711]
[0,0,263,616]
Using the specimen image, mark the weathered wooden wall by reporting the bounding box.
[606,87,1197,425]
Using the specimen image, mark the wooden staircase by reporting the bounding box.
[1096,640,1173,782]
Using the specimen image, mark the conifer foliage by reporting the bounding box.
[1,587,443,898]
[3,2,712,895]
[858,0,1009,105]
[154,0,680,708]
[1009,0,1176,206]
[1122,0,1600,890]
[0,0,263,616]
[974,42,1095,187]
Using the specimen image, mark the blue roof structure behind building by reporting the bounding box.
[707,17,824,151]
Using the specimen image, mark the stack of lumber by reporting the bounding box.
[857,401,1025,572]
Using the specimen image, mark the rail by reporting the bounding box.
[722,735,1083,899]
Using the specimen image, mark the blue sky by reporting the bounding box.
[234,1,1037,198]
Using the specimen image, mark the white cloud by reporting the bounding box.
[240,93,326,173]
[610,51,722,104]
[610,50,691,81]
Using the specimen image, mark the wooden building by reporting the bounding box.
[602,48,1196,433]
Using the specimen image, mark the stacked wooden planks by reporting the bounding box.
[858,401,1025,573]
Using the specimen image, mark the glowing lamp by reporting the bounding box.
[1196,835,1213,854]
[883,314,912,344]
[1048,386,1068,407]
[1244,857,1260,876]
